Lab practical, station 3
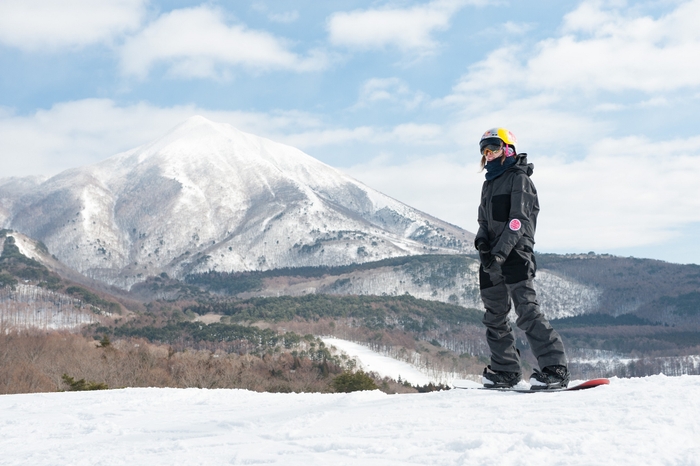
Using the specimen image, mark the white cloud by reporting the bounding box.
[389,123,444,143]
[282,127,377,149]
[0,99,326,177]
[478,21,534,36]
[344,135,700,255]
[344,154,480,230]
[0,0,147,50]
[443,91,610,156]
[119,6,327,79]
[442,45,525,100]
[439,1,700,151]
[535,135,700,250]
[0,99,445,179]
[502,21,535,35]
[251,2,300,24]
[637,97,668,108]
[268,11,300,24]
[354,77,427,110]
[360,78,408,103]
[594,103,626,112]
[445,0,700,108]
[327,0,468,55]
[524,0,700,93]
[281,123,445,149]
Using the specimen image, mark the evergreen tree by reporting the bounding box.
[331,371,378,392]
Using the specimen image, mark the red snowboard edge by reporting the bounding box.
[566,378,610,391]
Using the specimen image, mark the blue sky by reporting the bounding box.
[1,0,700,265]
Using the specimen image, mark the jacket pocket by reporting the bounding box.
[491,194,510,222]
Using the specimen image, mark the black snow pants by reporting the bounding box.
[479,248,567,373]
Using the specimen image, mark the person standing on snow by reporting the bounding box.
[474,128,569,390]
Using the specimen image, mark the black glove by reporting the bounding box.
[482,253,505,275]
[476,241,491,267]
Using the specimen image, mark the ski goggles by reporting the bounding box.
[480,142,504,156]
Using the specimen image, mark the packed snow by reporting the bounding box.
[1,342,699,465]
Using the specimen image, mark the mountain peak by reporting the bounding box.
[7,116,474,289]
[167,115,229,137]
[137,115,239,157]
[184,114,216,125]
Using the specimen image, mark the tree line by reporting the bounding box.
[0,330,428,395]
[185,293,484,330]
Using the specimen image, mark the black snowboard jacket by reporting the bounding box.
[475,154,539,261]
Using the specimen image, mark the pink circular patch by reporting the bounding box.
[509,219,522,231]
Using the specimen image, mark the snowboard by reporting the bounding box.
[455,378,610,393]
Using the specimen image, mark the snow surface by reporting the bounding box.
[1,374,699,464]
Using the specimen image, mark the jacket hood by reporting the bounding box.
[513,153,534,177]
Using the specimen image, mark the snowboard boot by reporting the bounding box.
[530,365,570,390]
[482,365,522,389]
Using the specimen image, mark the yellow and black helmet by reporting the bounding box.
[479,127,517,154]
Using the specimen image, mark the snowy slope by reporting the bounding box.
[5,116,472,289]
[1,375,698,465]
[322,337,443,385]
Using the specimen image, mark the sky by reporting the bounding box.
[1,0,700,265]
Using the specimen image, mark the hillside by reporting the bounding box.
[171,254,602,320]
[173,252,700,327]
[0,230,126,330]
[537,253,700,325]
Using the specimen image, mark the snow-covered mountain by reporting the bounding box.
[3,116,473,289]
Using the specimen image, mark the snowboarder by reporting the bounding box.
[474,128,569,390]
